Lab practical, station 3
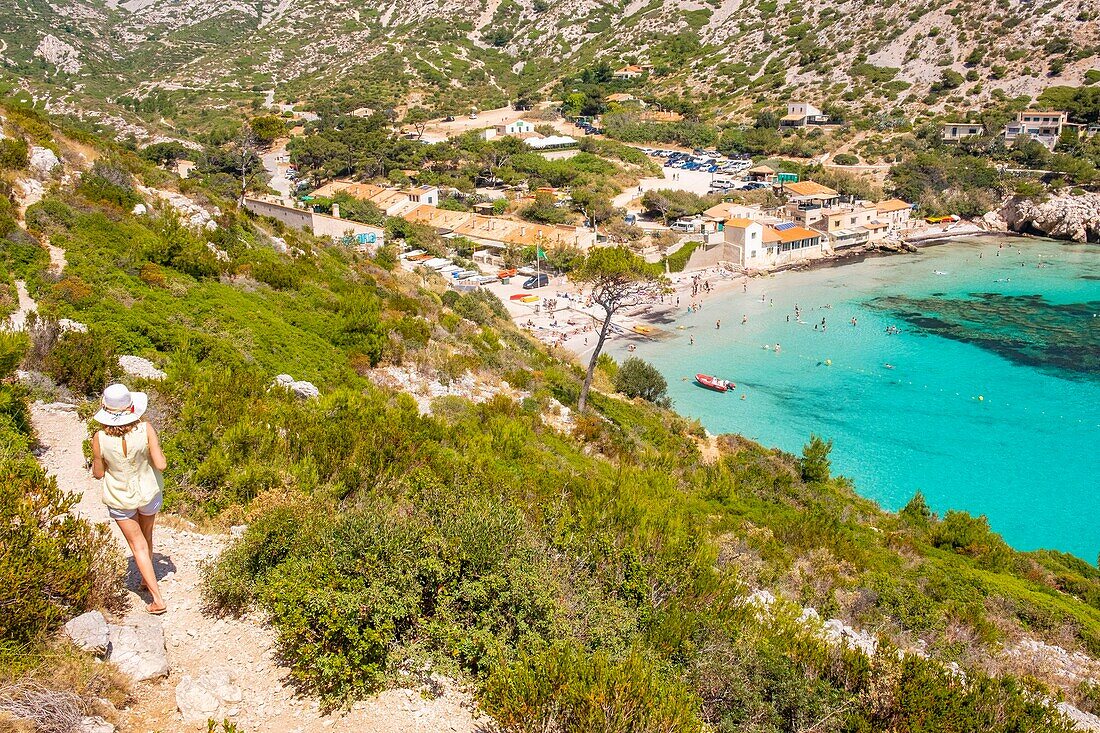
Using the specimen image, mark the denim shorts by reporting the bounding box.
[107,492,163,521]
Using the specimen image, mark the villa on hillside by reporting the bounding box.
[780,102,829,128]
[1003,110,1075,151]
[311,180,439,216]
[942,122,985,143]
[613,65,645,79]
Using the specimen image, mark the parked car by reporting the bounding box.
[670,221,697,232]
[523,273,549,289]
[444,115,456,122]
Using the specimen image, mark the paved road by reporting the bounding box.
[262,139,292,198]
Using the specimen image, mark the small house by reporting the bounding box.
[613,65,645,80]
[780,102,829,127]
[497,119,537,136]
[942,122,985,143]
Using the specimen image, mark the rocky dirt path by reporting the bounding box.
[32,404,487,733]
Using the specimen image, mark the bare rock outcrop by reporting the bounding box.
[1001,193,1100,243]
[29,147,61,178]
[33,34,81,74]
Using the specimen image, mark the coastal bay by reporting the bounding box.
[618,237,1100,560]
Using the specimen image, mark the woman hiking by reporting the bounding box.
[91,383,169,615]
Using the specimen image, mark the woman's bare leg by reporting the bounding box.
[115,517,166,612]
[137,512,156,559]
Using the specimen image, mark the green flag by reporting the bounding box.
[537,247,547,260]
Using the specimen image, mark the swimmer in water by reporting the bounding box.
[851,317,857,326]
[774,343,781,353]
[742,314,748,325]
[884,363,895,369]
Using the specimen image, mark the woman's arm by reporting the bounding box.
[146,424,168,471]
[91,432,105,479]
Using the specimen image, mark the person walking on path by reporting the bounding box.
[91,383,169,615]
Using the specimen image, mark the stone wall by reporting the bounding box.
[243,198,385,249]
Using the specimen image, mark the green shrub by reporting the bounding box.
[799,434,832,483]
[932,511,1013,569]
[77,160,141,209]
[0,385,124,658]
[0,331,28,378]
[0,138,30,171]
[483,645,701,733]
[613,357,669,406]
[44,329,117,396]
[833,153,859,166]
[662,241,699,273]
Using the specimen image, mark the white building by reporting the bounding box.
[498,119,536,136]
[781,102,829,127]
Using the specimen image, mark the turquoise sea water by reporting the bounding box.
[618,238,1100,561]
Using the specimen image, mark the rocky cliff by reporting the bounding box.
[1001,193,1100,244]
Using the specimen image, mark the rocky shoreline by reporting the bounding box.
[997,192,1100,244]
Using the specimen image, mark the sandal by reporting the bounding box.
[147,602,167,615]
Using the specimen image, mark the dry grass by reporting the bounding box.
[0,681,86,733]
[1,643,131,731]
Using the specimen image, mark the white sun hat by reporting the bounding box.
[93,383,149,426]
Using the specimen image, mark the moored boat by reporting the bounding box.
[695,373,732,392]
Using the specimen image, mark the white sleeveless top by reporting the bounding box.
[98,422,164,511]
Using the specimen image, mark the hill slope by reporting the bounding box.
[1,0,1097,134]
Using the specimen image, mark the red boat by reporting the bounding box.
[696,373,733,392]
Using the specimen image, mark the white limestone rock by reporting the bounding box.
[29,146,61,178]
[273,373,319,399]
[118,355,167,380]
[1002,193,1100,243]
[175,668,243,723]
[63,610,109,656]
[107,621,169,682]
[132,203,147,215]
[34,34,82,74]
[78,717,115,733]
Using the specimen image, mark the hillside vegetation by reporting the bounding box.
[2,101,1100,730]
[1,0,1097,138]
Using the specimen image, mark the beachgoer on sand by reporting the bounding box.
[92,384,169,615]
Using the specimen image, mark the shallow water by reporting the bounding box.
[619,237,1100,561]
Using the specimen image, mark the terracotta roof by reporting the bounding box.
[724,217,757,228]
[747,165,777,174]
[781,113,806,121]
[761,228,781,243]
[783,181,839,197]
[875,198,912,213]
[768,225,821,243]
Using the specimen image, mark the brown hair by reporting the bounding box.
[102,419,144,438]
